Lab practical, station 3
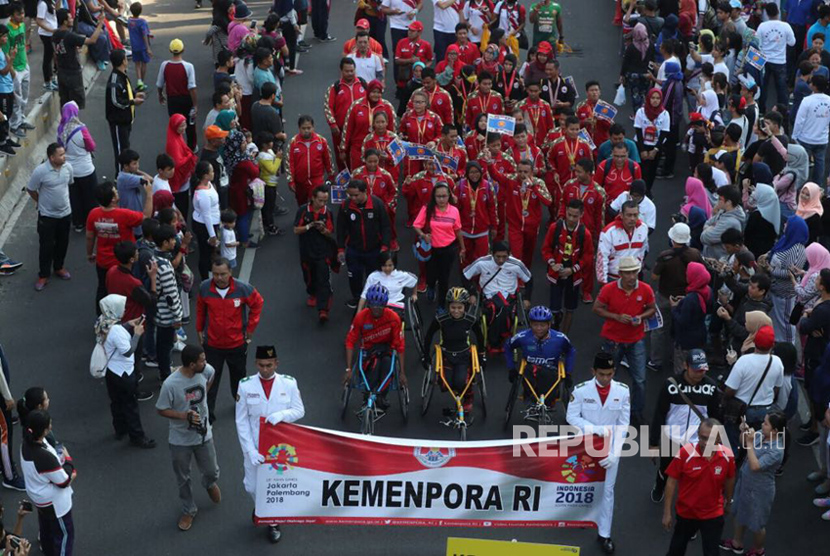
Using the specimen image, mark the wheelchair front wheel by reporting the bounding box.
[421,364,435,416]
[399,384,410,423]
[340,385,352,421]
[477,369,488,418]
[503,379,520,431]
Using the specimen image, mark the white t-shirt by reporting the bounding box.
[433,0,462,33]
[657,55,680,83]
[348,52,385,84]
[104,324,135,378]
[610,192,657,230]
[361,269,418,308]
[64,129,95,177]
[462,2,490,43]
[685,52,713,92]
[793,92,830,146]
[153,175,172,194]
[383,0,419,31]
[713,61,730,80]
[221,227,237,262]
[712,166,730,186]
[756,20,795,65]
[725,353,785,406]
[633,108,671,147]
[37,1,57,37]
[235,60,255,96]
[462,255,532,299]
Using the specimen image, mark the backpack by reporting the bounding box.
[601,158,635,188]
[552,219,586,263]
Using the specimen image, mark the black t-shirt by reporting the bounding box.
[755,134,788,175]
[250,102,283,142]
[52,30,87,71]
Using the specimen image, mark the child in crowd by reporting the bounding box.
[255,131,284,236]
[116,149,153,237]
[220,209,239,269]
[128,2,152,92]
[158,207,192,333]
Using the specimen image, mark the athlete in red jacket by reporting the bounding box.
[324,59,367,171]
[454,161,498,265]
[547,115,593,213]
[341,80,397,171]
[516,83,555,147]
[406,68,454,126]
[497,160,552,269]
[352,151,399,249]
[478,133,516,242]
[287,117,335,206]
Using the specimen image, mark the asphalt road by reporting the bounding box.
[0,1,822,554]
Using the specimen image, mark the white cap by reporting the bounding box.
[668,222,691,245]
[618,256,642,272]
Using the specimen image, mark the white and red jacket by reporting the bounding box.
[453,178,498,237]
[287,132,335,187]
[407,85,454,126]
[595,217,649,284]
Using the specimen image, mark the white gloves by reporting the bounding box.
[599,455,618,469]
[248,451,265,466]
[265,411,284,425]
[593,425,613,437]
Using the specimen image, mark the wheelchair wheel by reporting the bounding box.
[359,404,375,435]
[407,297,426,363]
[516,293,529,329]
[339,384,352,421]
[477,368,488,418]
[421,349,438,416]
[398,384,410,423]
[537,404,553,435]
[557,378,571,413]
[459,424,467,441]
[503,379,520,431]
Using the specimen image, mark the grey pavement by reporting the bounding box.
[0,1,820,554]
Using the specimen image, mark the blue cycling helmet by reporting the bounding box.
[365,284,390,307]
[528,305,553,322]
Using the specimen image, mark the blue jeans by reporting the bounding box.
[78,21,112,63]
[602,338,646,416]
[798,140,828,186]
[346,246,381,299]
[761,62,788,112]
[433,31,455,68]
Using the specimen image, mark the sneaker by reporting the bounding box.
[0,144,16,156]
[647,360,662,372]
[74,225,84,233]
[296,45,310,53]
[12,127,26,137]
[96,60,106,71]
[719,539,744,554]
[130,436,156,449]
[318,310,329,323]
[173,340,186,352]
[298,40,311,48]
[800,422,813,432]
[194,0,202,8]
[650,483,664,503]
[808,471,825,482]
[417,282,427,293]
[176,327,188,342]
[619,359,630,369]
[817,480,830,495]
[306,296,317,307]
[582,293,593,304]
[33,277,47,291]
[798,431,820,446]
[813,497,830,508]
[1,475,25,492]
[823,509,830,521]
[54,269,71,280]
[20,122,35,130]
[274,206,290,216]
[143,357,159,368]
[345,298,359,309]
[247,241,260,249]
[0,259,22,273]
[5,138,20,148]
[137,372,144,383]
[49,79,58,90]
[774,465,784,477]
[317,35,337,42]
[267,225,280,236]
[137,390,154,401]
[286,68,304,76]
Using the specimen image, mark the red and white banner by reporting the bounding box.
[254,422,607,528]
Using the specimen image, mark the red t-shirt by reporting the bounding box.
[86,207,145,269]
[105,265,145,322]
[597,280,655,343]
[665,443,736,520]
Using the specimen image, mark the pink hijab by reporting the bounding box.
[682,177,713,218]
[796,182,824,219]
[802,243,830,288]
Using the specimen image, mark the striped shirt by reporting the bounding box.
[769,244,806,297]
[154,251,183,327]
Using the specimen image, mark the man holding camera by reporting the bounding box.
[156,344,221,532]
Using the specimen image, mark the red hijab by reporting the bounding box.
[644,88,665,122]
[165,114,197,193]
[685,262,711,313]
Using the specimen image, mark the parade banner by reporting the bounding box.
[405,143,437,160]
[577,129,596,151]
[594,101,617,122]
[254,423,607,528]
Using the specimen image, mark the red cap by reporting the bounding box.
[689,112,705,123]
[409,20,424,32]
[754,325,775,350]
[537,41,553,53]
[356,18,370,29]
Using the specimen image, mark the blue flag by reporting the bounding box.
[456,136,466,149]
[594,101,617,122]
[486,114,516,136]
[388,138,406,165]
[564,76,578,98]
[578,129,596,151]
[434,152,459,173]
[330,169,351,204]
[405,143,435,160]
[746,47,766,70]
[334,169,351,187]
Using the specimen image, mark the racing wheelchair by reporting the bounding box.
[340,348,409,435]
[504,360,570,433]
[472,289,529,352]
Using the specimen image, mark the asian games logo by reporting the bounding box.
[413,447,456,468]
[560,454,598,483]
[266,444,298,475]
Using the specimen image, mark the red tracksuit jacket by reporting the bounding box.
[196,278,264,350]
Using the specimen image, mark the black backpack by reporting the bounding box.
[552,219,586,261]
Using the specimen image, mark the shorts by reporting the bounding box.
[24,0,37,19]
[549,277,579,313]
[131,49,150,63]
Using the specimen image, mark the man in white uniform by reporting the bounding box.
[235,345,305,544]
[566,352,631,555]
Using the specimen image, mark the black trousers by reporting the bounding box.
[425,244,457,305]
[666,515,724,556]
[57,69,85,110]
[95,264,108,314]
[156,325,177,380]
[37,214,70,278]
[310,0,329,39]
[262,186,277,230]
[390,28,408,82]
[281,21,298,71]
[483,294,515,347]
[167,95,196,150]
[69,172,98,229]
[192,220,216,281]
[346,246,381,299]
[174,190,190,222]
[205,343,248,419]
[367,15,388,59]
[301,257,332,311]
[40,35,54,82]
[109,122,131,175]
[0,91,12,145]
[37,506,74,556]
[105,369,145,441]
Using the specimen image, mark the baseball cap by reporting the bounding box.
[618,256,641,272]
[409,20,424,32]
[668,222,691,245]
[356,18,370,29]
[169,38,184,54]
[738,74,757,91]
[205,125,229,140]
[729,0,742,9]
[754,325,775,350]
[689,112,705,124]
[537,41,553,54]
[687,349,709,371]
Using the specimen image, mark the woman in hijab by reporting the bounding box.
[226,131,260,248]
[795,182,824,244]
[774,143,809,219]
[743,162,773,208]
[620,23,654,113]
[670,261,712,371]
[661,61,685,180]
[655,14,679,62]
[634,87,670,195]
[436,44,463,81]
[792,242,830,308]
[741,311,774,354]
[762,215,809,344]
[57,101,97,232]
[522,42,550,84]
[341,79,396,171]
[464,113,489,162]
[494,54,524,112]
[214,109,238,133]
[206,0,234,65]
[476,43,502,77]
[165,113,198,218]
[745,183,781,258]
[681,176,713,219]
